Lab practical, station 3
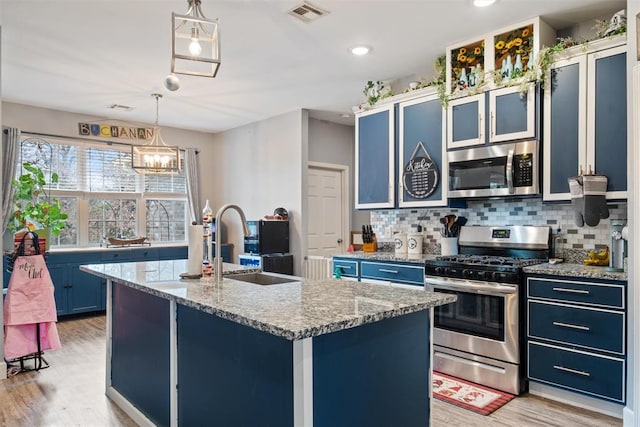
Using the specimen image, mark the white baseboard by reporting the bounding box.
[529,382,623,419]
[106,386,155,427]
[0,361,7,380]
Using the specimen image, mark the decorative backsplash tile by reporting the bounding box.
[370,198,627,256]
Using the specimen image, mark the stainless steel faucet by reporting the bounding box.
[214,204,250,283]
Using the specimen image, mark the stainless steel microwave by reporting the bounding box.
[448,140,539,198]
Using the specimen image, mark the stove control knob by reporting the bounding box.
[444,268,451,276]
[491,272,501,281]
[462,269,472,278]
[435,267,444,275]
[477,271,486,280]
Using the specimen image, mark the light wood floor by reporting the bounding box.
[0,314,623,427]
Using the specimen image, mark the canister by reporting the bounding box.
[407,233,423,255]
[394,232,407,254]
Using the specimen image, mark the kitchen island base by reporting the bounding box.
[108,281,431,427]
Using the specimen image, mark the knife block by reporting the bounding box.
[363,234,377,252]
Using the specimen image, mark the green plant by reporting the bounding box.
[363,80,392,106]
[10,162,68,236]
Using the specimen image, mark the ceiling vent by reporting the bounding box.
[108,104,134,111]
[288,2,329,23]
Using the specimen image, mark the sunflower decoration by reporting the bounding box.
[450,40,484,92]
[494,24,534,83]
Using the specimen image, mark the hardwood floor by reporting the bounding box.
[0,314,623,426]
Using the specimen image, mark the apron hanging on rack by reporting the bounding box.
[4,232,61,360]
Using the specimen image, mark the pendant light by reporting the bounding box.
[131,94,181,175]
[172,0,221,78]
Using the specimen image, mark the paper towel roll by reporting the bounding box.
[187,224,204,275]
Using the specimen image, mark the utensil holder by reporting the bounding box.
[363,234,377,252]
[441,237,458,256]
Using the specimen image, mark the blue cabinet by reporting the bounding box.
[332,256,425,288]
[355,105,395,209]
[447,84,536,149]
[543,37,627,201]
[398,94,448,207]
[3,246,189,316]
[332,257,359,279]
[526,275,626,403]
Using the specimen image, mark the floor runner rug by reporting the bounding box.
[432,371,515,415]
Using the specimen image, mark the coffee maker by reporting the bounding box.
[607,220,627,272]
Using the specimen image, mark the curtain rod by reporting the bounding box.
[11,130,199,154]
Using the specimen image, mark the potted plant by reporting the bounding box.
[8,162,68,246]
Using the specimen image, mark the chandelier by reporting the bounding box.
[172,0,221,78]
[131,94,182,175]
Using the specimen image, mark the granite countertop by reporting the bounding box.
[80,259,456,341]
[524,262,627,281]
[334,251,438,264]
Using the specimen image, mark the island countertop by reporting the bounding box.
[81,259,455,341]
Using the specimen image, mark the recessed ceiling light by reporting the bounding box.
[350,46,370,56]
[473,0,496,7]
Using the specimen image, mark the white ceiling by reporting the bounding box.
[0,0,626,133]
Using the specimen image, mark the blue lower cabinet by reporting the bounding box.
[68,266,103,314]
[313,310,430,427]
[332,258,359,279]
[528,341,625,403]
[177,304,294,427]
[47,263,70,316]
[361,260,425,286]
[528,301,624,354]
[112,283,171,426]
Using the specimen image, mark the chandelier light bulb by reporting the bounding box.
[189,27,202,56]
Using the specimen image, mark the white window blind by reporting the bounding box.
[15,136,188,247]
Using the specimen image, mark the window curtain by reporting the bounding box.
[184,148,202,224]
[2,127,20,233]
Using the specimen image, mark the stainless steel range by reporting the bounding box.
[425,225,550,395]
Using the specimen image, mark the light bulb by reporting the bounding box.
[189,39,202,56]
[189,27,202,56]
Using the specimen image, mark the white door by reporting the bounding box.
[307,166,345,257]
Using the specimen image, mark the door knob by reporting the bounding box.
[337,238,343,244]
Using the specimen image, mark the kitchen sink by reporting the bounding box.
[227,272,299,286]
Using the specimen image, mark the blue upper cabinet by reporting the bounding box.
[543,37,627,201]
[398,94,448,207]
[489,85,536,143]
[447,84,536,149]
[446,93,485,148]
[355,104,395,209]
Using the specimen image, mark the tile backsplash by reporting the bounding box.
[370,198,627,257]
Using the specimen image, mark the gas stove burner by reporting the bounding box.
[435,254,546,268]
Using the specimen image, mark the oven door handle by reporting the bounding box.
[425,275,517,296]
[506,148,515,194]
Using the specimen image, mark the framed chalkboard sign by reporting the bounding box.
[403,141,439,199]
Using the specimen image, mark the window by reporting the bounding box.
[15,136,188,248]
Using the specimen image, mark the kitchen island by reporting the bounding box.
[81,259,456,427]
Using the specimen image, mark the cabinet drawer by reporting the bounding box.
[528,301,624,355]
[101,250,129,262]
[332,259,359,278]
[528,341,625,403]
[130,248,159,261]
[527,277,624,309]
[361,261,424,286]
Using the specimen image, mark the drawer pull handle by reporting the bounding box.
[553,365,591,377]
[339,266,352,270]
[552,321,590,331]
[552,287,590,295]
[379,269,399,274]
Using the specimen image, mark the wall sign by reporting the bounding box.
[78,122,154,140]
[403,141,438,199]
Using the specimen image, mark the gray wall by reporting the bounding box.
[208,109,306,275]
[308,118,369,233]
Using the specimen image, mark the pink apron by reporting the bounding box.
[4,252,61,360]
